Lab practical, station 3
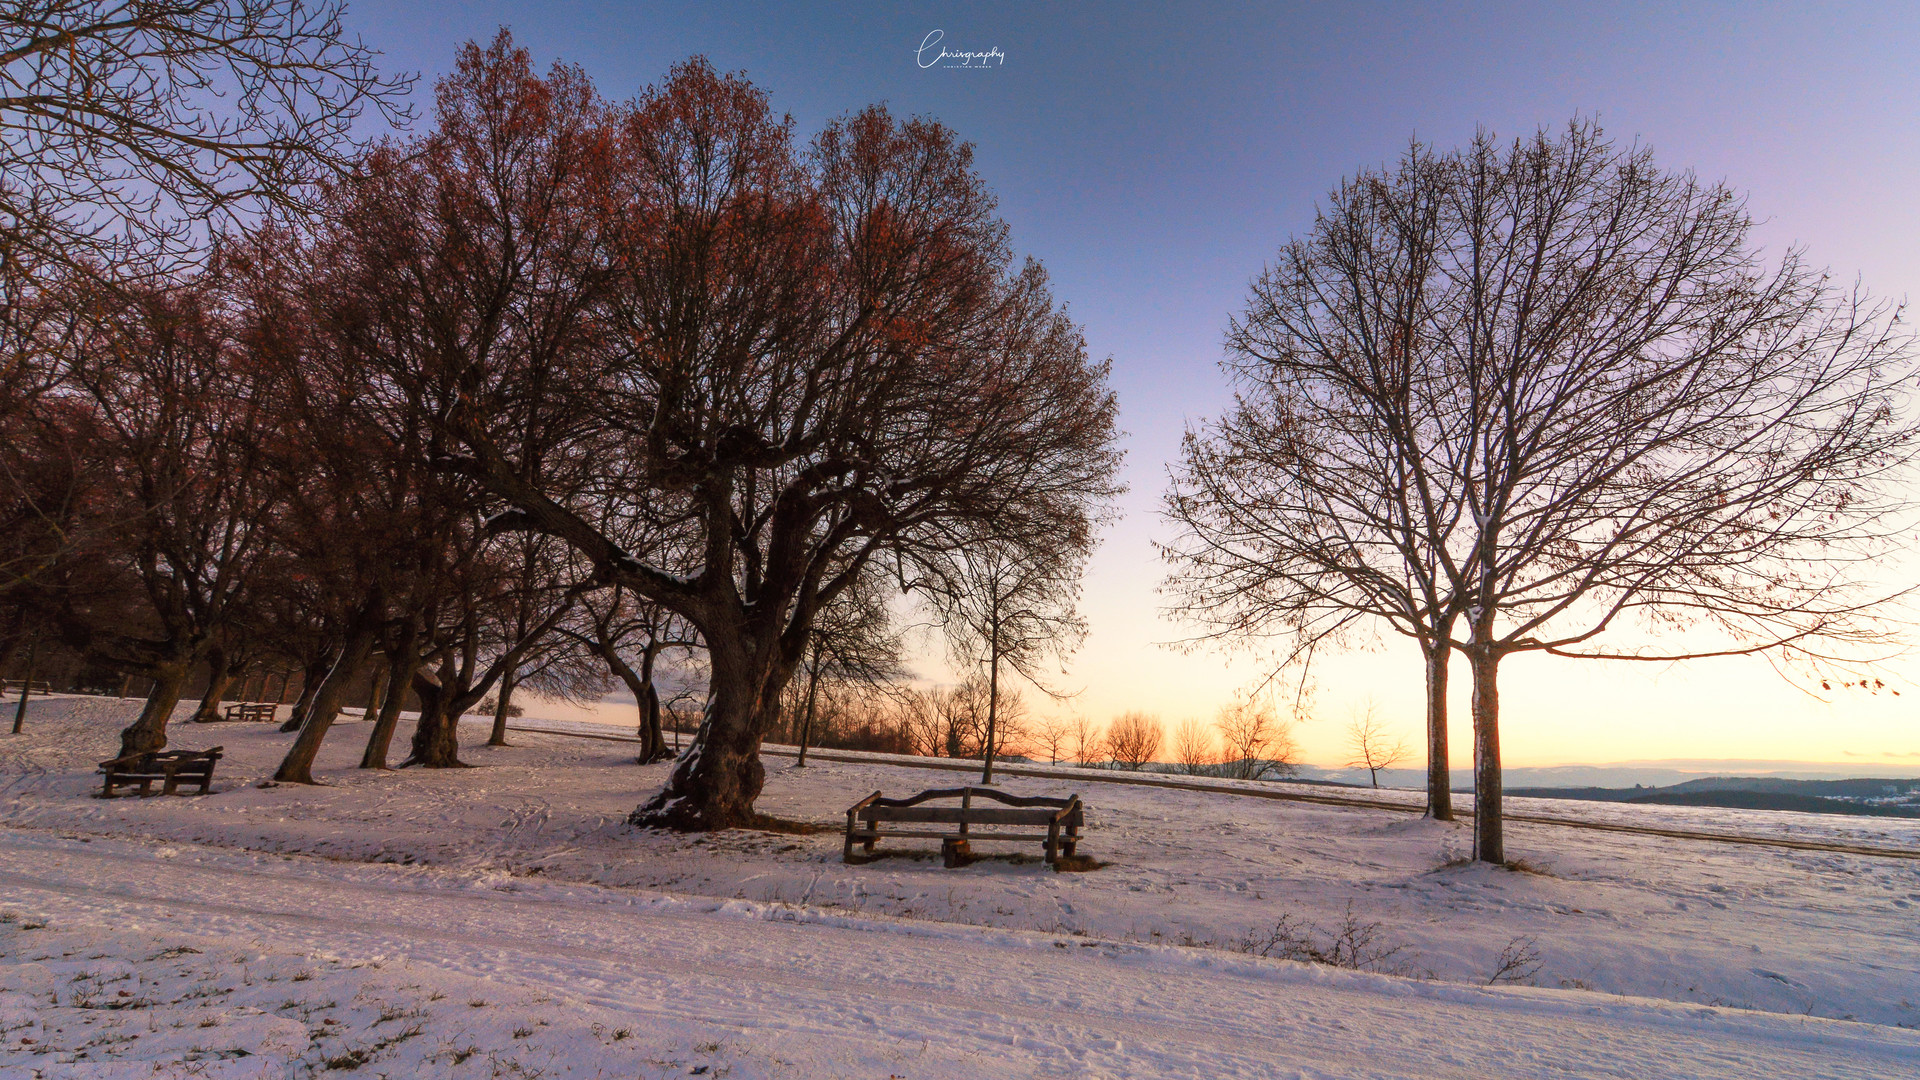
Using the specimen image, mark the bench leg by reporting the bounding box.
[1045,821,1060,866]
[942,838,972,869]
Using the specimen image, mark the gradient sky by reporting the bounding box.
[348,2,1920,767]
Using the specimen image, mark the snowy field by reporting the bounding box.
[1,694,1917,1077]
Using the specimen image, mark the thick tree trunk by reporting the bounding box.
[117,659,192,757]
[629,645,776,830]
[360,651,417,769]
[1469,646,1503,864]
[275,625,378,784]
[401,670,467,769]
[189,646,237,724]
[10,631,39,735]
[487,670,517,747]
[1424,635,1453,821]
[279,658,328,733]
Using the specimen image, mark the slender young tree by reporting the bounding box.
[1343,703,1408,788]
[930,541,1089,784]
[791,574,906,767]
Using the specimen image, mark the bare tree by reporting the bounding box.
[563,584,701,765]
[1440,124,1917,862]
[1181,120,1920,863]
[1033,713,1073,765]
[1343,703,1408,788]
[791,571,908,767]
[1070,714,1101,767]
[1171,717,1215,775]
[1214,698,1299,781]
[929,541,1090,783]
[0,0,412,271]
[1165,140,1467,820]
[1103,711,1162,771]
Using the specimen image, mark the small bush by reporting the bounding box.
[1237,901,1419,975]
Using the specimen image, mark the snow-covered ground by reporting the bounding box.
[2,694,1918,1077]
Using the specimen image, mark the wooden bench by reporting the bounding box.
[844,786,1084,868]
[223,702,278,723]
[98,747,223,797]
[0,679,51,697]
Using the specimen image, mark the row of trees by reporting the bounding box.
[1,12,1122,829]
[1165,122,1919,862]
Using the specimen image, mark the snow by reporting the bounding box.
[2,694,1918,1077]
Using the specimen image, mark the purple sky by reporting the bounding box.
[348,2,1920,765]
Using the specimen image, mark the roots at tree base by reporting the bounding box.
[627,738,766,831]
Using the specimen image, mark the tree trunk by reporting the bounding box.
[10,631,39,735]
[117,658,192,757]
[401,668,467,769]
[404,695,461,767]
[279,658,328,733]
[1424,633,1454,821]
[362,660,386,720]
[981,651,1000,785]
[628,644,776,830]
[275,624,379,784]
[0,616,23,684]
[600,636,669,765]
[189,646,238,724]
[1469,645,1503,864]
[796,646,821,768]
[360,651,417,769]
[640,679,665,762]
[271,669,291,704]
[487,670,518,747]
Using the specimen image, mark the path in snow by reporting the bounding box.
[2,830,1916,1079]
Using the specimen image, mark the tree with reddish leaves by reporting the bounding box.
[39,270,283,756]
[426,49,1121,829]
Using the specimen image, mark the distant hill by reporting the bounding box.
[1507,776,1920,818]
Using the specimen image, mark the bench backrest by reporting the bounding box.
[100,747,224,773]
[856,786,1081,827]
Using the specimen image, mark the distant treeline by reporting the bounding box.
[1506,777,1920,819]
